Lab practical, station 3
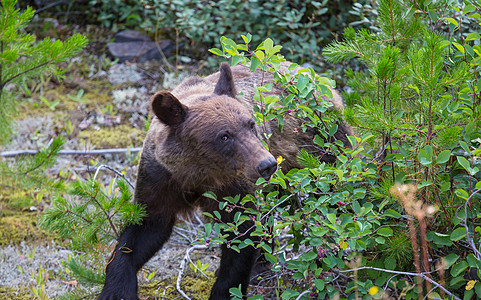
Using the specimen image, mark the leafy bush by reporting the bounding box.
[201,0,481,298]
[87,0,366,64]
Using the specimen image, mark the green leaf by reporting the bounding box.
[444,253,459,269]
[302,251,318,261]
[467,32,481,41]
[383,209,402,219]
[476,281,481,299]
[208,48,223,57]
[297,74,309,91]
[204,223,212,236]
[436,150,451,164]
[250,56,262,72]
[450,227,467,241]
[460,141,470,154]
[466,254,481,268]
[203,191,217,200]
[264,253,277,264]
[445,17,459,27]
[457,156,471,172]
[229,287,243,298]
[231,55,244,66]
[450,260,468,277]
[263,38,273,55]
[241,33,252,44]
[455,188,470,200]
[417,149,432,166]
[326,213,336,225]
[377,227,393,237]
[452,42,465,54]
[314,279,325,291]
[310,238,323,246]
[384,257,396,270]
[329,124,338,137]
[254,50,265,62]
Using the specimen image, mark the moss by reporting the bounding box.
[0,187,32,212]
[0,211,58,247]
[19,81,115,118]
[0,286,31,300]
[139,271,216,300]
[79,124,145,149]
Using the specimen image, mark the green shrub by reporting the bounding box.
[88,0,368,65]
[202,0,481,298]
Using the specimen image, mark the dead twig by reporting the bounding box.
[339,266,461,300]
[1,147,142,157]
[176,244,209,300]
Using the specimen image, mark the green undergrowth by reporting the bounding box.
[19,82,114,116]
[138,271,216,300]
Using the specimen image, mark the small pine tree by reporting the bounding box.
[0,0,87,198]
[0,0,88,144]
[41,177,146,286]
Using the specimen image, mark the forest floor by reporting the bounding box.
[0,22,222,300]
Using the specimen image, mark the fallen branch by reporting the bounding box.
[339,266,461,300]
[176,244,209,300]
[0,147,142,157]
[93,164,135,189]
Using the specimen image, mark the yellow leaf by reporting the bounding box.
[368,286,379,295]
[339,240,348,249]
[276,156,284,165]
[466,280,477,290]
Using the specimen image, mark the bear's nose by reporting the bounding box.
[256,157,277,179]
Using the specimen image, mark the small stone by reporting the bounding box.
[107,30,176,62]
[114,30,151,43]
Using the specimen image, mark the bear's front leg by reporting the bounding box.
[209,243,260,300]
[98,215,176,300]
[208,215,260,300]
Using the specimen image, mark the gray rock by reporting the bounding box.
[107,30,175,63]
[114,30,151,43]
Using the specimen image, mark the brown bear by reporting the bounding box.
[98,62,353,300]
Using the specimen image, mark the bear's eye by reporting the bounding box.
[249,121,256,133]
[220,134,230,142]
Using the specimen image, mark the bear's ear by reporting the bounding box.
[151,91,188,126]
[214,62,237,98]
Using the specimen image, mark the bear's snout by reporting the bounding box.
[256,156,277,179]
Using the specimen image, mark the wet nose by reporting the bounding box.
[256,156,277,179]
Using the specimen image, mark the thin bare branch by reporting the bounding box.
[176,245,209,300]
[339,266,461,300]
[1,147,142,157]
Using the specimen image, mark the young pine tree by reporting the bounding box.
[0,0,87,197]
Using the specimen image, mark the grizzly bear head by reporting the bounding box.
[150,63,277,188]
